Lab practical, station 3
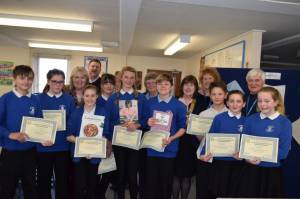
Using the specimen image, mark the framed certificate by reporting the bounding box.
[239,134,279,163]
[98,153,117,174]
[74,137,107,158]
[186,114,213,135]
[43,110,66,131]
[112,126,142,150]
[140,130,170,152]
[205,133,240,157]
[79,114,105,138]
[151,111,173,132]
[20,116,57,143]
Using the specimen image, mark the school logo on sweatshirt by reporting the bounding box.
[237,125,243,133]
[59,105,66,110]
[266,125,275,133]
[29,106,35,115]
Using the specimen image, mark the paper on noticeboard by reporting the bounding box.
[292,118,300,145]
[265,84,286,103]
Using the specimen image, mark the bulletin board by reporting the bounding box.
[0,61,14,96]
[204,41,245,68]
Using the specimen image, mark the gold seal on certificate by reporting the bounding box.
[98,153,117,174]
[20,116,57,143]
[74,137,107,158]
[43,110,66,131]
[205,133,240,157]
[186,114,213,135]
[140,130,170,152]
[112,126,142,150]
[239,134,279,163]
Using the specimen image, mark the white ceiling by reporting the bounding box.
[0,0,300,59]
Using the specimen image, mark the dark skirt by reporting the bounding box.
[174,134,199,177]
[236,163,284,198]
[211,159,244,198]
[196,160,215,199]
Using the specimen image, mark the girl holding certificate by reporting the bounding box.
[145,74,187,199]
[67,85,108,199]
[104,66,147,199]
[237,87,292,198]
[196,81,228,199]
[173,75,207,199]
[207,90,246,198]
[37,69,75,199]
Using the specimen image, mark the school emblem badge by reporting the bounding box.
[266,125,274,133]
[29,106,35,115]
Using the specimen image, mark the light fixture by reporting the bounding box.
[0,14,93,32]
[164,35,191,56]
[28,42,103,52]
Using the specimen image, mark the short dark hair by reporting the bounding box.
[156,73,173,86]
[101,73,116,85]
[13,65,34,79]
[209,81,227,94]
[83,85,98,95]
[226,90,245,102]
[179,75,199,98]
[47,69,65,80]
[88,59,101,66]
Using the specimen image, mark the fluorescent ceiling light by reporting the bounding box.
[28,42,103,52]
[164,35,191,56]
[0,14,93,32]
[257,0,300,6]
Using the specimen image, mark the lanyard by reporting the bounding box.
[246,96,257,116]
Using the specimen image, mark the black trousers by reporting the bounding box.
[74,159,98,199]
[138,148,147,199]
[0,148,37,199]
[145,156,175,199]
[113,146,139,199]
[96,171,117,199]
[196,161,215,199]
[37,151,70,199]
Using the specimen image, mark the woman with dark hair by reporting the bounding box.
[37,69,76,199]
[172,75,207,199]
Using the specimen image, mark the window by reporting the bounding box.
[37,57,68,92]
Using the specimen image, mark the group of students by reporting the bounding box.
[0,63,292,199]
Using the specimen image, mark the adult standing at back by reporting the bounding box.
[87,59,102,92]
[244,68,265,116]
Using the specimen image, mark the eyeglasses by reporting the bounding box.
[50,80,64,85]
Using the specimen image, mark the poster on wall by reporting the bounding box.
[84,56,108,73]
[0,61,14,96]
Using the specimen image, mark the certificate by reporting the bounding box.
[205,133,240,157]
[140,130,170,152]
[239,134,279,163]
[112,126,142,150]
[43,110,66,131]
[98,153,117,174]
[186,114,213,135]
[79,114,105,138]
[20,116,57,143]
[151,111,173,132]
[74,137,107,158]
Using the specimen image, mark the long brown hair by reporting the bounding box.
[258,87,285,114]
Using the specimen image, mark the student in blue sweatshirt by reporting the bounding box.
[237,86,292,198]
[67,85,110,199]
[145,73,187,199]
[104,66,147,199]
[207,90,245,198]
[36,69,75,199]
[0,65,42,199]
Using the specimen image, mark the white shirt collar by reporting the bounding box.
[260,111,280,120]
[89,76,100,84]
[13,88,31,98]
[158,95,172,103]
[120,89,134,95]
[47,91,63,98]
[84,105,96,115]
[101,94,108,101]
[228,110,242,119]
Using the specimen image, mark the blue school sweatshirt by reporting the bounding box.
[206,111,245,161]
[68,105,107,164]
[96,95,108,107]
[145,96,187,158]
[103,91,147,140]
[36,92,76,152]
[243,112,292,167]
[0,91,42,150]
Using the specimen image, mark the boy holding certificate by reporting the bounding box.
[0,65,42,199]
[145,74,186,199]
[67,85,109,199]
[104,66,147,199]
[204,90,246,198]
[37,69,75,199]
[237,87,292,198]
